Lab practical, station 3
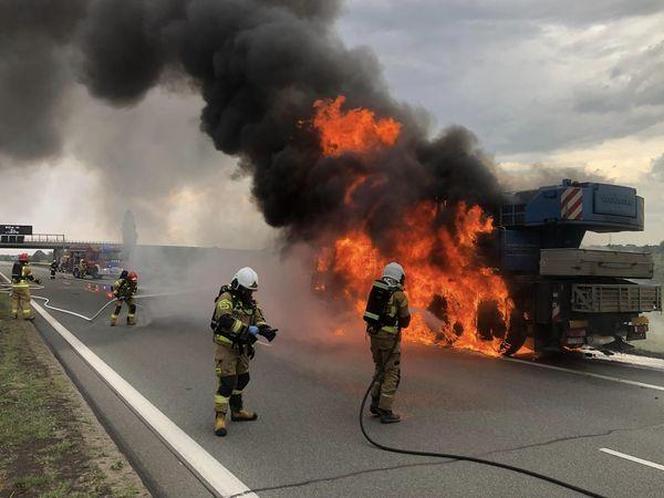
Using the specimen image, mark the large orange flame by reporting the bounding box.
[310,96,512,356]
[313,96,401,156]
[316,203,511,356]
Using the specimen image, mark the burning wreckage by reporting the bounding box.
[309,100,662,356]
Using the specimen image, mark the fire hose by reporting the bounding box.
[1,280,273,348]
[359,332,605,498]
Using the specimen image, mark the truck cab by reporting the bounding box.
[495,180,661,354]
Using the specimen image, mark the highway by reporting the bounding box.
[4,261,664,497]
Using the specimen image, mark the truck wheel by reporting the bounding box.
[499,327,527,356]
[499,310,528,356]
[477,300,507,341]
[73,268,80,278]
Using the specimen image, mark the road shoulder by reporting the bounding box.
[0,318,150,497]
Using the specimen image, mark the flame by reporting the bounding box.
[316,203,512,356]
[310,96,512,356]
[313,96,401,156]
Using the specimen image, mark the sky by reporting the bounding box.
[2,0,663,247]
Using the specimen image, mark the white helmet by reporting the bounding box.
[382,262,405,285]
[233,266,259,291]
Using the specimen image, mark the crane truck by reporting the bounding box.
[491,179,662,355]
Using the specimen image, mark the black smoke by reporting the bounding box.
[1,0,502,253]
[0,0,87,161]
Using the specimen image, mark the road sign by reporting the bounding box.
[1,225,33,235]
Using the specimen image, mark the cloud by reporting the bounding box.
[338,1,664,155]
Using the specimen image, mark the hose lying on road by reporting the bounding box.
[30,292,183,322]
[2,282,273,347]
[1,280,175,322]
[360,335,605,498]
[31,295,120,322]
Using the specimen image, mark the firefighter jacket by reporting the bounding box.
[380,283,411,334]
[112,278,137,300]
[211,290,267,346]
[11,263,34,287]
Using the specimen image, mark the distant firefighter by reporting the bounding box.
[50,259,58,279]
[110,270,138,326]
[210,266,278,437]
[363,262,411,424]
[11,253,40,320]
[78,258,87,278]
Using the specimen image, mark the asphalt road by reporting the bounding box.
[5,262,664,497]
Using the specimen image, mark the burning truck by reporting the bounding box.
[21,1,657,356]
[314,178,662,356]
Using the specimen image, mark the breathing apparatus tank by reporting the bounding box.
[11,261,22,283]
[363,279,395,327]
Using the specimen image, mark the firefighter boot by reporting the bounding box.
[379,410,401,424]
[127,315,136,326]
[110,316,118,326]
[230,394,258,422]
[370,395,381,416]
[214,412,227,437]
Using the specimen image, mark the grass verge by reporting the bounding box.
[0,318,149,497]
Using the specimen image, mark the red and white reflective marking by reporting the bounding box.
[561,187,583,220]
[552,302,561,322]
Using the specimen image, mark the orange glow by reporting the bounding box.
[313,96,401,156]
[315,203,512,356]
[310,96,512,356]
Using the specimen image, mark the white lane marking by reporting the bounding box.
[0,270,256,498]
[600,448,664,472]
[504,357,664,392]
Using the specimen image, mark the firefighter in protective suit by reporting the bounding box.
[110,271,138,326]
[50,260,58,279]
[210,267,277,437]
[11,253,40,320]
[366,262,411,424]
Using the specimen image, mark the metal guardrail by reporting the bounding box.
[0,233,121,249]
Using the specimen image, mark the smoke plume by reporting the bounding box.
[1,0,502,253]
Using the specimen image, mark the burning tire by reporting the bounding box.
[499,310,528,356]
[476,300,507,341]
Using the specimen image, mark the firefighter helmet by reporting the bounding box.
[232,267,259,291]
[128,271,138,282]
[18,253,29,262]
[382,262,405,285]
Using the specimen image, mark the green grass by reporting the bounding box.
[0,320,141,497]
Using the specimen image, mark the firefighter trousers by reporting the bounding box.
[370,330,401,411]
[111,297,136,325]
[214,342,251,416]
[11,285,33,320]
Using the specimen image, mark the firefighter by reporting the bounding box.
[11,253,39,320]
[78,258,87,278]
[365,262,411,424]
[50,259,58,279]
[110,271,138,326]
[210,267,277,437]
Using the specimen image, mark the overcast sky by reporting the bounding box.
[2,0,663,247]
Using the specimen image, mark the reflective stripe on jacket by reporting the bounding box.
[213,291,266,345]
